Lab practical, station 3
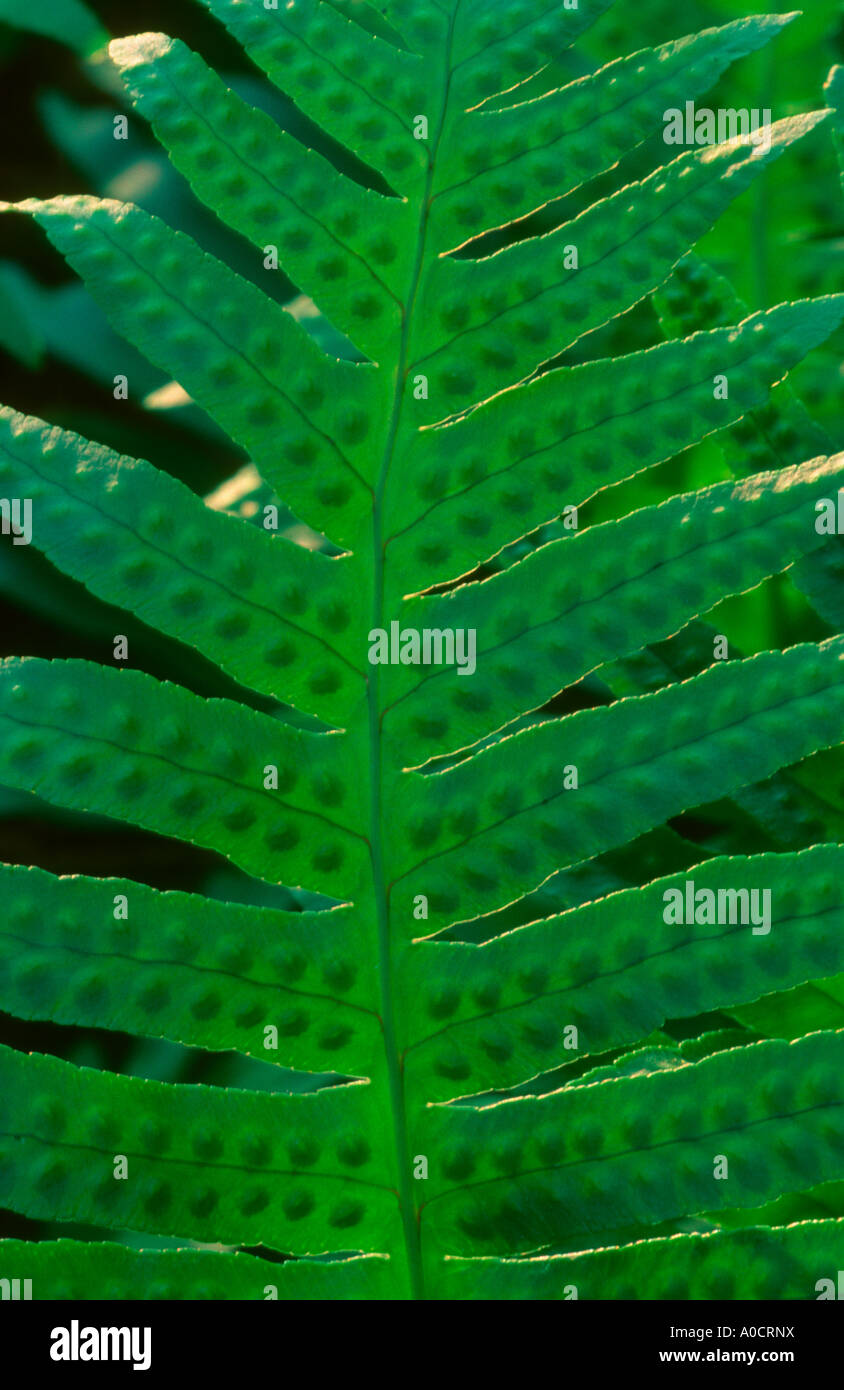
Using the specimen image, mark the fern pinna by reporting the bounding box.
[0,0,843,1302]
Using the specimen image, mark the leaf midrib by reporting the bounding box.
[366,1,460,1300]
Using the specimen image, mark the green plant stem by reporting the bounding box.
[367,8,458,1300]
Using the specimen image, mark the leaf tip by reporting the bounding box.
[108,31,174,71]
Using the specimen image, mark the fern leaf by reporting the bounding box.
[654,252,844,636]
[403,845,843,1100]
[420,1031,844,1256]
[196,0,428,183]
[0,0,106,54]
[389,455,844,756]
[442,1219,844,1300]
[417,114,830,413]
[0,864,378,1075]
[0,1239,391,1300]
[398,640,843,923]
[0,1045,394,1255]
[0,197,379,543]
[436,15,797,233]
[0,407,364,720]
[0,659,364,895]
[110,33,411,358]
[732,980,844,1041]
[447,0,616,108]
[388,296,844,590]
[0,0,840,1301]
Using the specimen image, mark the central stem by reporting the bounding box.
[367,643,424,1298]
[366,7,458,1301]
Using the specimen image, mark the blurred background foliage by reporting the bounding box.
[0,0,841,1252]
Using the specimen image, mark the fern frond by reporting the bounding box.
[0,1045,393,1253]
[390,456,844,754]
[421,1031,844,1256]
[0,1238,390,1299]
[405,845,843,1099]
[443,1219,844,1300]
[1,197,379,542]
[0,408,364,719]
[399,641,843,923]
[388,296,844,589]
[0,0,840,1301]
[0,864,377,1074]
[0,658,363,895]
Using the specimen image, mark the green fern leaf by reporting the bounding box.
[421,1031,844,1256]
[442,1219,844,1300]
[0,0,841,1301]
[0,1238,391,1300]
[404,845,843,1100]
[0,864,378,1074]
[0,409,364,720]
